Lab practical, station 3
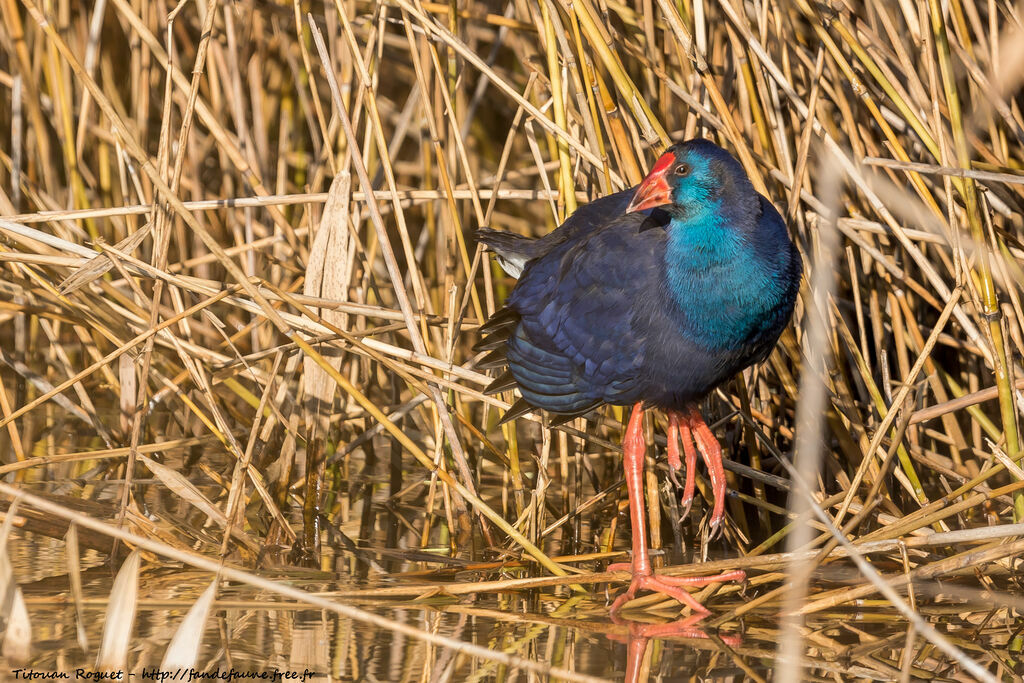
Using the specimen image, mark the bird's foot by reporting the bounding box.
[607,565,746,615]
[667,406,727,536]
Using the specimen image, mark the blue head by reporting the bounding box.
[626,139,757,228]
[627,139,795,348]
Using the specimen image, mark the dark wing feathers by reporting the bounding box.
[480,216,659,420]
[475,306,518,339]
[483,369,519,394]
[475,187,665,423]
[475,347,508,369]
[473,327,512,351]
[497,398,535,426]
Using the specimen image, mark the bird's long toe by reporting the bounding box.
[654,569,746,588]
[609,569,745,615]
[679,421,699,519]
[696,432,727,535]
[684,406,727,534]
[666,414,682,489]
[666,412,682,472]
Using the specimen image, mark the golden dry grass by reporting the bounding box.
[1,0,1024,678]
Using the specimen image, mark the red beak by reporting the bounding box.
[626,151,675,213]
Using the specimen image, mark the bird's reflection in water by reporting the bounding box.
[607,613,742,682]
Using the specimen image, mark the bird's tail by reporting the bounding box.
[475,228,541,278]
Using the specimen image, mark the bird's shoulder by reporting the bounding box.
[524,186,651,259]
[511,210,665,308]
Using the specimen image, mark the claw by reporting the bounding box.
[667,467,681,489]
[707,514,724,542]
[680,495,694,522]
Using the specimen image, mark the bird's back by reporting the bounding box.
[478,211,664,418]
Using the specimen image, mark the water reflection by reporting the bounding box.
[608,614,742,682]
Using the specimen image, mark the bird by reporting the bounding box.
[474,138,802,615]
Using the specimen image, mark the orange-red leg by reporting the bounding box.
[609,402,744,615]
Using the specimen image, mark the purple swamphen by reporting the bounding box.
[475,139,802,614]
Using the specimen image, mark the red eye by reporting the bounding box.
[674,163,692,177]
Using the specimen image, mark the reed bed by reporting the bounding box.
[0,0,1023,678]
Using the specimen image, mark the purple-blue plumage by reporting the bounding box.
[476,139,801,422]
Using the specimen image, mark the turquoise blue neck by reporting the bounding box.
[664,206,773,349]
[665,205,743,270]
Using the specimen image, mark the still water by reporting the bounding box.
[8,529,775,682]
[7,527,1019,681]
